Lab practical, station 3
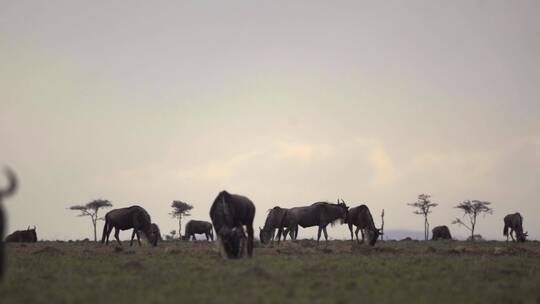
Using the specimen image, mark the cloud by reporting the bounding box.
[275,141,315,162]
[177,149,262,181]
[369,144,398,186]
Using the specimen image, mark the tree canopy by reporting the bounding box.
[453,200,493,241]
[69,199,112,241]
[170,200,193,218]
[70,199,112,217]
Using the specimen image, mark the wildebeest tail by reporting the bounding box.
[101,219,109,243]
[503,223,509,236]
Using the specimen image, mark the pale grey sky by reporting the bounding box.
[1,1,539,240]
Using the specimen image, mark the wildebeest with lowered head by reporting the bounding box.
[182,220,214,241]
[346,203,381,246]
[101,206,158,246]
[151,223,163,241]
[210,191,255,258]
[259,206,291,244]
[432,225,452,240]
[5,226,38,243]
[503,213,528,242]
[287,200,349,243]
[0,168,17,279]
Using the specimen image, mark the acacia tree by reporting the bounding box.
[452,200,493,241]
[69,199,112,242]
[170,200,193,238]
[408,194,438,241]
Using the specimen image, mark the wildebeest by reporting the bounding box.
[5,226,38,243]
[286,200,349,243]
[183,220,214,241]
[101,206,158,246]
[151,223,163,241]
[503,213,528,242]
[209,190,255,259]
[346,203,381,246]
[259,206,291,244]
[0,168,17,279]
[431,225,452,240]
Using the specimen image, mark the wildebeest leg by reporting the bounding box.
[510,229,515,242]
[348,223,354,242]
[317,226,322,243]
[205,233,209,241]
[114,228,121,246]
[283,228,290,241]
[192,234,196,241]
[105,225,114,245]
[276,228,283,244]
[247,224,254,257]
[130,229,136,246]
[355,227,361,243]
[360,229,365,243]
[136,231,142,246]
[322,226,328,243]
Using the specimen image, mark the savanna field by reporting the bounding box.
[1,240,540,304]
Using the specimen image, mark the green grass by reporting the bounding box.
[1,240,540,303]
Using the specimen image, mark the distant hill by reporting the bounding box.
[383,229,426,240]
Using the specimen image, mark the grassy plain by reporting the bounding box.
[1,240,540,304]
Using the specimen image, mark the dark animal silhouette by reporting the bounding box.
[503,213,528,242]
[259,206,292,244]
[5,226,37,243]
[101,206,158,246]
[346,204,381,246]
[287,200,349,243]
[0,168,17,279]
[151,223,163,241]
[431,225,452,240]
[210,191,255,258]
[183,220,214,241]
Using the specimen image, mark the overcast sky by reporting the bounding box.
[1,1,539,241]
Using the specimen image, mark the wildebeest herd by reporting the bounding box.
[0,167,532,280]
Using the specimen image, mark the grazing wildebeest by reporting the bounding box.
[503,213,528,242]
[287,201,349,243]
[101,206,158,246]
[346,203,381,246]
[431,225,452,240]
[0,168,17,279]
[151,223,163,241]
[183,220,214,241]
[259,206,291,244]
[209,190,255,259]
[5,226,38,243]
